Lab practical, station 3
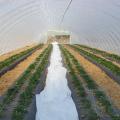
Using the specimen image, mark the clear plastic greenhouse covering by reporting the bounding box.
[0,0,120,55]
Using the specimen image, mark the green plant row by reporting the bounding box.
[70,45,120,76]
[0,45,51,117]
[76,44,120,62]
[60,45,99,120]
[0,44,43,70]
[62,45,120,120]
[12,45,52,120]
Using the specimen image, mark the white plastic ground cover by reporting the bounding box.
[36,42,79,120]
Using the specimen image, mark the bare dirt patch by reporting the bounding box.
[76,46,120,68]
[0,45,48,95]
[65,45,120,109]
[0,44,37,62]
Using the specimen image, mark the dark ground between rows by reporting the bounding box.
[61,47,111,120]
[67,73,81,120]
[61,53,81,120]
[0,48,50,120]
[24,69,82,120]
[76,50,120,85]
[0,63,48,120]
[24,48,52,120]
[24,64,48,120]
[24,48,82,120]
[0,47,40,77]
[0,47,83,120]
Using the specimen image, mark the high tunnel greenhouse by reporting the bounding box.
[0,0,120,120]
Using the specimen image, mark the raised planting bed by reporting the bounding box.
[61,45,120,120]
[69,45,120,84]
[0,44,43,77]
[0,45,52,119]
[24,63,49,120]
[76,44,120,63]
[60,45,100,120]
[11,45,52,120]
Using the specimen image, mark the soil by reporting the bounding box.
[0,47,40,77]
[65,45,120,109]
[74,46,120,84]
[24,49,82,120]
[0,44,37,62]
[24,64,48,120]
[24,52,52,120]
[0,45,47,95]
[61,50,111,120]
[61,53,82,120]
[0,45,49,120]
[76,45,120,64]
[76,46,120,68]
[0,44,119,120]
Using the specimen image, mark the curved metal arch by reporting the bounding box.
[0,10,48,38]
[0,6,49,36]
[0,3,49,32]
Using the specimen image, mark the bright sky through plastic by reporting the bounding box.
[0,0,120,55]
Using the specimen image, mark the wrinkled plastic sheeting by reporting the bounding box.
[36,42,79,120]
[1,0,120,54]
